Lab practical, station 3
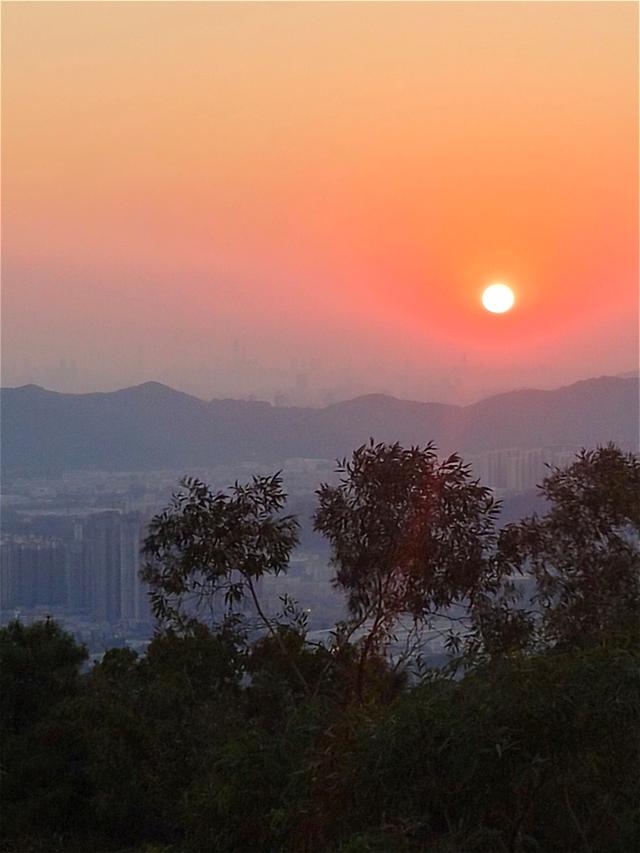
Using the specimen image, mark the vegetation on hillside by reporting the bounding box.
[1,444,638,852]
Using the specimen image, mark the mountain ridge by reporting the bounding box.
[2,375,638,476]
[5,372,635,409]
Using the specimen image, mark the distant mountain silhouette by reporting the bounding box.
[1,376,638,476]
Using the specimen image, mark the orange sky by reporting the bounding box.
[2,1,638,403]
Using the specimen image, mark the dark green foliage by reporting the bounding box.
[2,446,639,853]
[3,628,638,853]
[0,618,87,736]
[0,620,89,838]
[339,640,640,851]
[77,624,247,846]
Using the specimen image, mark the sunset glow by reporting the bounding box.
[2,2,637,401]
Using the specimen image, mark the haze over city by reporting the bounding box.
[2,1,637,404]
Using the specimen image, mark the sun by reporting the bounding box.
[482,283,515,314]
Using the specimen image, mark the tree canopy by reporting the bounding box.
[142,473,299,629]
[489,444,640,651]
[2,443,638,853]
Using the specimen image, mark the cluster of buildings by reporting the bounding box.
[0,510,343,649]
[466,446,577,494]
[0,446,580,652]
[1,511,152,645]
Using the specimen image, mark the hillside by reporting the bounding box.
[1,375,637,476]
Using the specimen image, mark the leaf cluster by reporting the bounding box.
[142,474,299,629]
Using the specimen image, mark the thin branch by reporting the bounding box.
[245,575,309,695]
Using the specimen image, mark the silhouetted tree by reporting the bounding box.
[314,441,501,698]
[142,474,310,691]
[143,474,298,624]
[0,619,89,838]
[487,444,640,650]
[2,445,639,853]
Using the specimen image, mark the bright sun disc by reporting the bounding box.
[482,283,514,314]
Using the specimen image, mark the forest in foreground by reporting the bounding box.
[1,443,639,853]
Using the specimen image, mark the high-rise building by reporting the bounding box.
[0,537,66,610]
[120,512,150,621]
[1,511,152,627]
[65,523,90,614]
[468,446,578,493]
[84,512,123,622]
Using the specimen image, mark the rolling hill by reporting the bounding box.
[1,375,637,477]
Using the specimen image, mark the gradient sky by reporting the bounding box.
[2,1,638,404]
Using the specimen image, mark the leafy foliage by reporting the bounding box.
[0,620,89,838]
[315,441,500,619]
[2,444,639,853]
[488,444,640,650]
[142,473,299,628]
[315,441,501,696]
[336,641,640,852]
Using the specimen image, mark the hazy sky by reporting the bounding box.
[2,1,638,404]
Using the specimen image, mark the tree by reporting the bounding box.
[77,625,248,845]
[0,619,90,838]
[141,473,310,691]
[142,474,298,627]
[0,618,87,738]
[486,444,640,651]
[314,441,501,696]
[334,641,640,853]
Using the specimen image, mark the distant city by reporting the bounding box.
[1,460,339,653]
[0,443,600,653]
[2,372,638,652]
